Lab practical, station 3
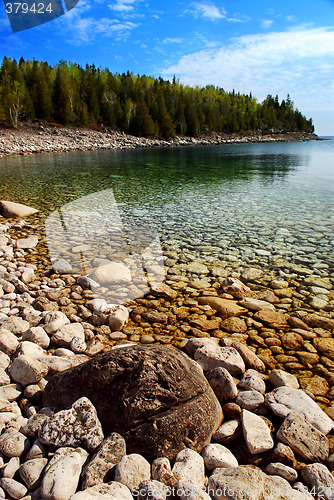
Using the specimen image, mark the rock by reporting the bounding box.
[52,259,73,274]
[313,338,334,361]
[93,262,131,284]
[303,314,334,330]
[150,284,178,300]
[205,367,238,404]
[253,310,288,328]
[186,262,209,274]
[42,345,223,461]
[241,409,274,454]
[175,480,211,500]
[268,369,299,389]
[301,463,334,500]
[197,297,247,319]
[195,345,245,376]
[277,412,329,462]
[39,397,104,452]
[19,458,48,490]
[0,430,30,458]
[9,355,48,386]
[151,457,175,487]
[81,432,126,488]
[201,443,238,470]
[26,439,47,460]
[135,480,168,499]
[0,478,28,499]
[52,323,85,348]
[43,311,70,335]
[281,332,304,350]
[268,442,297,468]
[21,413,48,438]
[221,277,251,297]
[264,463,298,482]
[0,201,38,218]
[1,457,20,478]
[235,390,265,411]
[69,482,133,500]
[0,384,21,401]
[238,369,266,394]
[220,317,247,333]
[19,341,44,359]
[172,449,205,490]
[239,298,275,311]
[0,317,29,334]
[22,327,50,349]
[213,420,241,444]
[142,311,168,323]
[241,268,263,281]
[300,375,329,396]
[185,338,219,358]
[114,453,151,492]
[208,467,306,500]
[0,328,20,355]
[108,305,129,331]
[40,447,88,500]
[229,341,266,372]
[265,387,333,434]
[16,237,38,249]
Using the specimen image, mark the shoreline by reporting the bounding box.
[0,126,320,158]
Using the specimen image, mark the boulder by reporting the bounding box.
[0,201,38,218]
[42,345,223,461]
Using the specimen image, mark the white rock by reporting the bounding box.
[43,311,70,335]
[175,480,211,500]
[0,352,10,371]
[69,337,87,354]
[195,345,245,376]
[235,390,265,411]
[108,305,129,331]
[0,328,19,355]
[0,456,20,478]
[172,449,205,490]
[36,355,73,373]
[205,367,238,404]
[135,480,168,499]
[52,259,73,274]
[151,457,175,487]
[238,369,267,394]
[0,384,21,401]
[0,370,10,386]
[265,387,334,434]
[269,369,299,389]
[9,355,48,386]
[0,478,28,499]
[52,323,85,348]
[213,420,242,444]
[22,327,50,349]
[19,341,44,359]
[21,268,35,284]
[93,262,131,285]
[1,317,30,334]
[114,453,151,492]
[264,462,298,482]
[19,458,48,490]
[69,481,133,500]
[241,409,274,454]
[25,439,47,460]
[0,430,30,458]
[201,443,238,470]
[39,397,104,452]
[16,237,38,249]
[239,298,275,311]
[0,201,38,218]
[302,463,334,500]
[185,338,219,358]
[40,447,88,500]
[85,299,108,312]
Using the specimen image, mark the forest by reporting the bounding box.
[0,57,314,138]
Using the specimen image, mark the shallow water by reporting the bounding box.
[0,139,333,274]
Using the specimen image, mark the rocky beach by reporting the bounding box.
[0,198,333,499]
[0,126,320,158]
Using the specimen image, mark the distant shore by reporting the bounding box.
[0,125,321,158]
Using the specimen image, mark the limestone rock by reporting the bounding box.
[277,412,329,462]
[0,430,30,458]
[239,297,275,311]
[303,314,334,331]
[69,482,133,500]
[313,338,334,361]
[201,443,238,470]
[42,345,223,461]
[0,201,38,218]
[265,386,334,434]
[230,341,266,372]
[197,296,247,319]
[213,420,241,445]
[205,367,238,404]
[114,453,150,492]
[136,480,168,499]
[93,261,131,284]
[268,369,299,389]
[39,397,104,452]
[40,447,88,500]
[81,432,126,488]
[43,311,70,335]
[238,369,266,394]
[195,345,245,376]
[22,327,50,349]
[0,478,27,499]
[9,355,48,386]
[301,463,334,500]
[241,409,274,454]
[151,457,175,487]
[51,323,85,348]
[172,449,205,490]
[52,259,73,274]
[19,458,48,490]
[108,305,129,331]
[264,462,298,482]
[235,390,264,411]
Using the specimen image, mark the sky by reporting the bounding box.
[0,0,333,135]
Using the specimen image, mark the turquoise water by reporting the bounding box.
[0,139,333,274]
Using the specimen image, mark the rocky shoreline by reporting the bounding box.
[0,126,320,158]
[0,209,333,499]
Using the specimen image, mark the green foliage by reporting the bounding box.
[0,57,315,136]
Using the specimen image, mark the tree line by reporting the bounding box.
[0,57,314,138]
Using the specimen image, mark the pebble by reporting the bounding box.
[9,355,48,386]
[0,431,30,458]
[114,453,151,492]
[264,462,298,482]
[201,443,238,470]
[212,420,241,444]
[241,409,274,454]
[0,478,28,499]
[172,449,205,490]
[19,458,48,490]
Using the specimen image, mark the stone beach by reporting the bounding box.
[0,203,333,499]
[0,126,319,158]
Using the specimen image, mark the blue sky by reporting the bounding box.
[0,0,333,134]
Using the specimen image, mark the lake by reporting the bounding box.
[0,139,333,280]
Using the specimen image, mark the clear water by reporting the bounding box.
[0,139,333,273]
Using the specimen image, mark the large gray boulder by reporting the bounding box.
[43,345,223,461]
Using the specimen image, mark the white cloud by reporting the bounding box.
[191,2,226,21]
[163,38,184,44]
[260,19,273,29]
[108,0,141,14]
[162,27,334,120]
